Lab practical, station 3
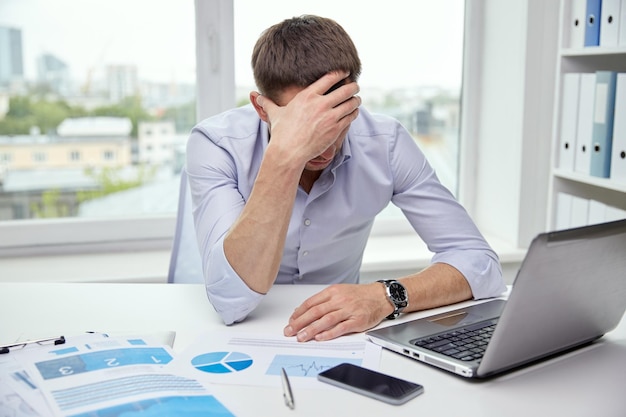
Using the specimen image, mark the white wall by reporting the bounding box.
[462,0,559,248]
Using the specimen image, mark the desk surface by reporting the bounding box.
[1,282,624,417]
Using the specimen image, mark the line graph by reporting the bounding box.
[265,355,361,377]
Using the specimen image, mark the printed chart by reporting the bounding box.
[266,354,361,377]
[190,352,253,374]
[172,331,381,389]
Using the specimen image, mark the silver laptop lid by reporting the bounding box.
[477,219,626,377]
[366,219,626,378]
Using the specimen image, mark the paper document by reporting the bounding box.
[1,355,48,416]
[172,331,381,390]
[0,333,116,416]
[3,333,235,417]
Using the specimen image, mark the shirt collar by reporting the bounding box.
[330,133,352,172]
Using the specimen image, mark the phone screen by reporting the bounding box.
[317,363,424,405]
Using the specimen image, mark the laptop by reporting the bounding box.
[366,219,626,379]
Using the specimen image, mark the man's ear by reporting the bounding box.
[250,91,269,122]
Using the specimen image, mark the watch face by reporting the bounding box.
[389,282,407,302]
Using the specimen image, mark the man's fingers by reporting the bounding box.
[296,309,346,342]
[334,95,361,121]
[311,71,350,95]
[284,290,336,336]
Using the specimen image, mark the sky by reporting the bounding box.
[0,0,464,91]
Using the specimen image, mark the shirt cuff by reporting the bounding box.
[432,250,506,299]
[205,236,265,325]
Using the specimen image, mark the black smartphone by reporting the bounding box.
[317,363,424,405]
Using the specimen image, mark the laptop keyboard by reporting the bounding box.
[412,319,498,362]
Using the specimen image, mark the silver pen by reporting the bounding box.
[281,367,295,409]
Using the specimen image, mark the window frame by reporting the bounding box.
[0,0,475,257]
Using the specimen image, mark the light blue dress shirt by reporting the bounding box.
[186,104,505,325]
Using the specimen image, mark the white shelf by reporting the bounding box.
[547,1,626,229]
[560,46,626,57]
[553,169,626,193]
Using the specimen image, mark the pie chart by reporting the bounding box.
[191,351,253,373]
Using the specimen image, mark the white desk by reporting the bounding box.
[1,282,624,417]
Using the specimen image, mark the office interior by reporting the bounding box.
[0,0,624,286]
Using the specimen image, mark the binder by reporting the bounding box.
[570,195,590,227]
[588,200,607,225]
[605,205,626,221]
[559,73,581,171]
[600,0,622,46]
[569,0,589,48]
[584,0,603,46]
[575,73,596,174]
[590,71,617,178]
[610,73,626,183]
[556,193,573,230]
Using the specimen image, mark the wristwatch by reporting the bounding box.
[377,280,409,319]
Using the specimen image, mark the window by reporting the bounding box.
[233,1,464,227]
[0,0,465,254]
[0,0,196,225]
[32,151,47,162]
[102,150,115,161]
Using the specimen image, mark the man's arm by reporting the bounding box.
[224,72,361,294]
[221,144,301,294]
[283,109,504,341]
[284,263,472,342]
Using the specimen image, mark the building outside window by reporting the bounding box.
[32,151,47,163]
[0,0,196,221]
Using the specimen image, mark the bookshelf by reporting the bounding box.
[547,0,626,230]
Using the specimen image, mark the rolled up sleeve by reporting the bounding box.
[432,250,506,299]
[205,235,265,325]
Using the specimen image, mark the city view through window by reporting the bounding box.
[0,0,463,223]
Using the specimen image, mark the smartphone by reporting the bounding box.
[317,363,424,405]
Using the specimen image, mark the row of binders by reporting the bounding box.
[558,71,626,182]
[556,193,626,230]
[567,0,626,47]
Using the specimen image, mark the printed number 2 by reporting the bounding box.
[59,366,73,375]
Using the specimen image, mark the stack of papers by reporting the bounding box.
[0,333,235,417]
[1,331,382,416]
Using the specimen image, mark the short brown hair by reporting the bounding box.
[251,15,362,101]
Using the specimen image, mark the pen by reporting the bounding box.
[281,367,295,410]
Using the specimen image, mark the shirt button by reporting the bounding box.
[302,251,309,257]
[304,218,311,226]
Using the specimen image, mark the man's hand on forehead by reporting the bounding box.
[315,71,356,96]
[324,78,346,95]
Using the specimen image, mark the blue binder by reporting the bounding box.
[584,0,602,46]
[590,71,617,178]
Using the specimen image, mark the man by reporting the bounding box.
[186,15,505,342]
